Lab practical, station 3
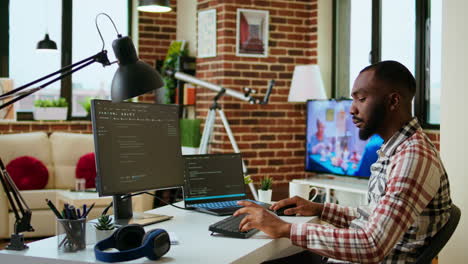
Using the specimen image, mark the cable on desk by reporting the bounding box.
[100,191,194,215]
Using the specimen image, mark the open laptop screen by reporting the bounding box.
[183,153,246,205]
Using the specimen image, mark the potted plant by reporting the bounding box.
[160,40,188,104]
[33,97,68,121]
[258,177,273,203]
[79,97,92,120]
[94,214,115,242]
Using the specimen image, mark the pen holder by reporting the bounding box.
[56,218,86,252]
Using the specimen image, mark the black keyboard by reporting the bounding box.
[209,214,259,239]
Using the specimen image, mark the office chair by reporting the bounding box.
[415,204,461,264]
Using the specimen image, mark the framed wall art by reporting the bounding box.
[236,9,269,57]
[197,9,217,58]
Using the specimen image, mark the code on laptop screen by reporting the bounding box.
[183,154,245,201]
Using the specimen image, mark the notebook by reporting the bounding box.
[183,153,269,216]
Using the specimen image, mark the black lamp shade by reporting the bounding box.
[37,34,57,50]
[137,0,172,12]
[111,36,164,102]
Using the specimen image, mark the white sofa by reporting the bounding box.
[0,132,153,239]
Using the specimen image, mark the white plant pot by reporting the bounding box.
[33,107,67,121]
[258,189,272,203]
[95,229,115,243]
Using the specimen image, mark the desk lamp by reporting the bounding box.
[288,65,327,102]
[0,13,163,250]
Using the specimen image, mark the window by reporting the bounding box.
[9,0,62,111]
[381,0,415,75]
[333,0,441,128]
[349,0,372,91]
[428,0,442,124]
[4,0,130,118]
[72,0,128,116]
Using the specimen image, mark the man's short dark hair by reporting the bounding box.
[360,60,416,98]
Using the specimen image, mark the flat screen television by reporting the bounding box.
[305,99,383,178]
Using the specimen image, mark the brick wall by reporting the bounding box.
[0,121,92,134]
[195,0,319,189]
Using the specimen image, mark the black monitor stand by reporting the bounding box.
[112,194,172,227]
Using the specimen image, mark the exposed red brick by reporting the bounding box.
[0,124,10,131]
[11,124,31,131]
[31,124,50,131]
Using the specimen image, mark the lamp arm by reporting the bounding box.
[0,59,97,110]
[0,50,110,109]
[0,158,33,234]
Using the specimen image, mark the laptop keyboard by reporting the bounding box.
[192,199,267,209]
[209,214,259,239]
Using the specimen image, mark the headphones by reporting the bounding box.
[94,224,170,263]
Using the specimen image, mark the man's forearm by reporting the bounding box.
[320,203,359,228]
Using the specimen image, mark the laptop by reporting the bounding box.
[183,153,270,216]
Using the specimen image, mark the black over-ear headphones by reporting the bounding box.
[94,224,170,262]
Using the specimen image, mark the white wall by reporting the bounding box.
[176,0,197,56]
[318,0,332,98]
[439,0,468,262]
[131,0,139,50]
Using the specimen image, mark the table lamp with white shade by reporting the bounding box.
[288,65,327,102]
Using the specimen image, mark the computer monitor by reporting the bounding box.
[305,99,383,178]
[91,99,184,225]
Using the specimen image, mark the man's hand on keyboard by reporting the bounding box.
[234,200,291,239]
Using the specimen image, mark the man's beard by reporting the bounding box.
[359,103,386,140]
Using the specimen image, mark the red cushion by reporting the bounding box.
[75,152,96,188]
[6,156,49,190]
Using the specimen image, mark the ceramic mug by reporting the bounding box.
[289,182,319,201]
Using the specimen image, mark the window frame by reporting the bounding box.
[332,0,439,129]
[0,0,133,120]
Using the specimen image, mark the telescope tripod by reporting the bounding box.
[198,88,259,200]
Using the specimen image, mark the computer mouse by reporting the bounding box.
[275,204,296,216]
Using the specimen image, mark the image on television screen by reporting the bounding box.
[305,100,384,178]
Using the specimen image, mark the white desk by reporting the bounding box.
[0,203,317,263]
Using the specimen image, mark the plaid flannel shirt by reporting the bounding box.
[290,118,452,263]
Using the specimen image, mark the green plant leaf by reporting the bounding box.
[244,175,253,184]
[79,97,92,113]
[94,214,115,231]
[260,177,273,190]
[34,97,68,108]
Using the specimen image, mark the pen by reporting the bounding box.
[69,205,77,220]
[45,199,63,219]
[83,202,95,218]
[82,204,87,217]
[64,204,71,219]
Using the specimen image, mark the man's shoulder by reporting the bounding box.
[394,129,440,160]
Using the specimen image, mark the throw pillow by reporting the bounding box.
[75,152,96,188]
[6,156,49,190]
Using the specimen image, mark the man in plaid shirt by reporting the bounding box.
[235,61,452,263]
